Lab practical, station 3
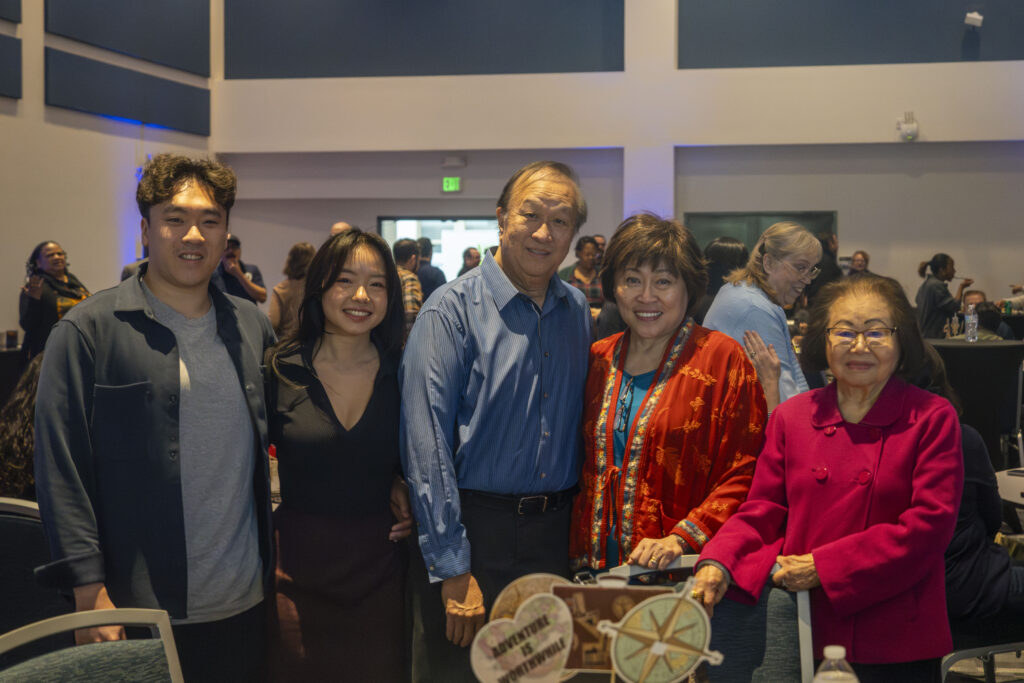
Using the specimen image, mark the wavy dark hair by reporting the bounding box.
[600,213,708,318]
[0,354,44,498]
[136,153,237,221]
[267,229,405,381]
[801,274,936,385]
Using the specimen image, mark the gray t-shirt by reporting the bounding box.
[143,284,263,623]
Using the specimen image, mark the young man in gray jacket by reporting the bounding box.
[34,154,275,682]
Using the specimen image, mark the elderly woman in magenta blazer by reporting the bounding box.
[694,274,963,683]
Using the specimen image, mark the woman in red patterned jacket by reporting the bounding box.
[570,214,768,573]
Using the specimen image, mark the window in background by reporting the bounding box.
[683,212,837,252]
[378,217,499,282]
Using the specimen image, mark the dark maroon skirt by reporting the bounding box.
[267,505,407,682]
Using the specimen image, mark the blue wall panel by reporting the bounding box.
[45,49,209,136]
[0,34,20,98]
[678,0,1024,69]
[225,0,623,79]
[0,0,20,23]
[46,0,209,76]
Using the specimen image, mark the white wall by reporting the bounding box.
[0,3,210,337]
[675,141,1024,301]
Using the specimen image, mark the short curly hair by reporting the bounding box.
[136,153,237,221]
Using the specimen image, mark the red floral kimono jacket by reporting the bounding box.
[570,321,768,569]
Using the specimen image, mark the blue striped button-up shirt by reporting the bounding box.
[399,252,591,582]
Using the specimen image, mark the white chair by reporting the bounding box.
[0,608,183,683]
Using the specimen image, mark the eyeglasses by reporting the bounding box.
[826,326,898,347]
[613,376,634,433]
[782,260,821,281]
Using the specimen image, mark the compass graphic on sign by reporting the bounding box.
[597,579,722,683]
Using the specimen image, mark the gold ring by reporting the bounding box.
[691,590,703,600]
[649,559,658,567]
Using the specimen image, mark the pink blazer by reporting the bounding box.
[699,377,963,664]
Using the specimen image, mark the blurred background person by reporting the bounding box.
[0,353,44,499]
[848,250,871,276]
[391,238,422,341]
[951,301,1003,341]
[269,242,315,338]
[692,236,748,325]
[695,275,962,683]
[559,235,604,310]
[703,222,821,411]
[961,290,1014,339]
[457,247,481,276]
[265,229,412,682]
[19,240,90,362]
[211,233,267,304]
[571,214,767,574]
[802,231,842,306]
[915,253,973,339]
[416,236,446,301]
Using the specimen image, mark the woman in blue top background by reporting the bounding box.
[703,222,821,411]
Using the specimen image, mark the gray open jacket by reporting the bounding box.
[33,269,275,619]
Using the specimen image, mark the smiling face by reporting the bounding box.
[764,250,819,306]
[321,245,388,339]
[615,262,688,346]
[850,252,868,273]
[36,242,67,277]
[142,181,227,297]
[495,173,577,295]
[826,292,900,394]
[577,242,599,272]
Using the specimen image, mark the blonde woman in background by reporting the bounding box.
[703,222,822,412]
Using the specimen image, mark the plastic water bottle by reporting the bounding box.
[964,303,978,343]
[812,645,859,681]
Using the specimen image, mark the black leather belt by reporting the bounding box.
[460,487,578,515]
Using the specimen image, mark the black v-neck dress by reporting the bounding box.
[266,347,406,682]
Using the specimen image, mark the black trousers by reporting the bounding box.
[170,601,266,683]
[409,491,572,683]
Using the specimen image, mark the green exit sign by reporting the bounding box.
[442,176,462,193]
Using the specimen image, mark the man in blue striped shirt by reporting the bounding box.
[400,161,593,681]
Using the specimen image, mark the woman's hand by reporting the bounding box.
[744,329,781,411]
[626,534,687,571]
[23,275,43,300]
[772,553,820,591]
[388,476,413,542]
[743,330,780,383]
[692,565,729,617]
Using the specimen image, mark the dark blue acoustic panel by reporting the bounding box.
[45,49,209,135]
[0,34,19,98]
[225,0,623,79]
[679,0,1024,68]
[45,0,209,76]
[0,0,20,23]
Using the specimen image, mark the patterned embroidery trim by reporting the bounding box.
[618,321,694,559]
[676,519,709,550]
[588,339,622,566]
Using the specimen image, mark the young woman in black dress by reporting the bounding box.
[265,229,412,681]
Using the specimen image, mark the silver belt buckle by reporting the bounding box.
[517,494,548,515]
